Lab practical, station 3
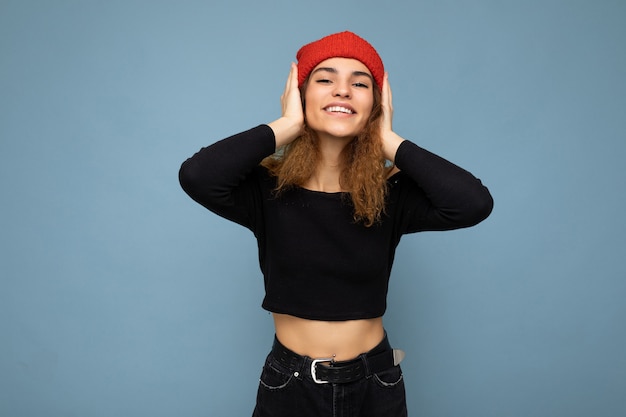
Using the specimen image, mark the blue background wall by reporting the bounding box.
[1,1,625,416]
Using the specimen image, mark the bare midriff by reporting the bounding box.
[272,313,385,361]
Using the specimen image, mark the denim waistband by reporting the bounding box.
[268,333,395,384]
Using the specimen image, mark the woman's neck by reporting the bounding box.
[303,166,343,192]
[303,134,351,192]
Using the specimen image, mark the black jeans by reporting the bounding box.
[252,335,408,417]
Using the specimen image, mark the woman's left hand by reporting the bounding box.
[380,72,405,162]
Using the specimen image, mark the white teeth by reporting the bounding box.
[325,106,354,114]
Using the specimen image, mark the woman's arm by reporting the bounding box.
[381,73,493,232]
[178,64,307,228]
[178,125,276,229]
[393,141,493,231]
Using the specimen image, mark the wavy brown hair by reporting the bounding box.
[262,81,391,227]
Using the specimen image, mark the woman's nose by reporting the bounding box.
[333,82,351,98]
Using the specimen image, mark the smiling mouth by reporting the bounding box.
[324,106,355,114]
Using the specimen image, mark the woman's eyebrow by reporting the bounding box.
[352,71,374,82]
[311,67,338,75]
[311,67,373,81]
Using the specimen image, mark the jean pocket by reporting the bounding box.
[259,363,294,391]
[373,365,404,388]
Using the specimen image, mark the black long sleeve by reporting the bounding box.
[179,125,493,320]
[392,140,493,232]
[179,125,276,230]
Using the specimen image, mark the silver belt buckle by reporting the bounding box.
[310,358,334,384]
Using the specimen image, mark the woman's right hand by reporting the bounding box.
[268,63,305,147]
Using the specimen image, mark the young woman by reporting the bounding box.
[179,31,493,417]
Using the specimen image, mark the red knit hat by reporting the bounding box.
[296,31,384,91]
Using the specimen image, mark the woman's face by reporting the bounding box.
[304,57,375,140]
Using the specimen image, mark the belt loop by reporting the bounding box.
[359,353,371,377]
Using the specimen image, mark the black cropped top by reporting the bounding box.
[179,125,493,320]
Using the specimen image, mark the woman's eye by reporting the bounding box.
[353,82,369,88]
[316,79,332,84]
